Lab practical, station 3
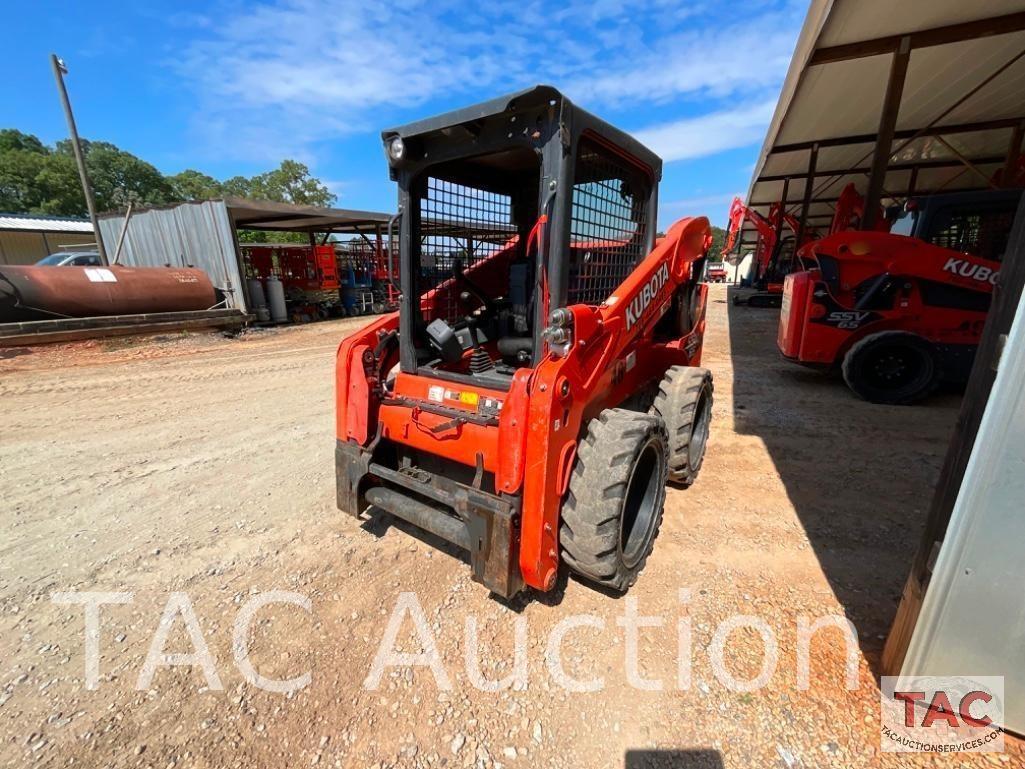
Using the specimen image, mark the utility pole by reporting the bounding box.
[50,53,109,265]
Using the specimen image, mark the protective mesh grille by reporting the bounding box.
[567,141,649,305]
[928,208,1016,262]
[419,177,515,322]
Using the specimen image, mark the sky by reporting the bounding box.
[3,0,807,230]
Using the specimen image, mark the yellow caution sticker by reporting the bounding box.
[459,391,479,406]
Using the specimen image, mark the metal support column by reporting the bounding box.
[766,177,790,279]
[796,143,819,245]
[864,36,911,230]
[1002,120,1025,187]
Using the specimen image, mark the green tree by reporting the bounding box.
[706,225,727,260]
[167,169,224,201]
[0,144,50,212]
[56,139,175,211]
[234,160,336,243]
[0,130,338,235]
[248,160,335,207]
[220,175,253,199]
[0,129,48,155]
[33,153,85,215]
[0,129,55,212]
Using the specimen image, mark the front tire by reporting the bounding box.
[841,331,940,404]
[561,409,669,592]
[651,366,713,486]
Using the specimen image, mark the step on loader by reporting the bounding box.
[335,86,714,597]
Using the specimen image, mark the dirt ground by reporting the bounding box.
[1,284,1020,769]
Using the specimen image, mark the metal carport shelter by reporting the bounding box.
[98,199,391,313]
[735,0,1025,734]
[738,0,1025,252]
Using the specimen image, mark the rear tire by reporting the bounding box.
[561,409,669,592]
[842,331,940,404]
[651,366,713,486]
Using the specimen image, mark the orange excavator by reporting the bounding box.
[722,197,818,307]
[724,183,891,308]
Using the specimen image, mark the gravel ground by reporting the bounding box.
[0,284,1020,768]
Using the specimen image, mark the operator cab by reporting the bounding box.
[382,85,660,390]
[888,189,1022,262]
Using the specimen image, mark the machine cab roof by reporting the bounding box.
[381,85,663,388]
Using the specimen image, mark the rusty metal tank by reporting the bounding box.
[0,265,218,323]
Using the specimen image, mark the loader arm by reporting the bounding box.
[516,215,711,589]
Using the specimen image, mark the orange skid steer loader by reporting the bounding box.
[335,86,714,597]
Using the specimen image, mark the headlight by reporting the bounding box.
[387,137,405,162]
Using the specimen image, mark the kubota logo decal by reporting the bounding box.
[626,264,671,331]
[943,258,999,285]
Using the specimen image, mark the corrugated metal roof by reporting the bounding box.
[736,0,1025,248]
[98,198,392,233]
[0,213,93,233]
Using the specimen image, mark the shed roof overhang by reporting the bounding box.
[736,0,1025,250]
[222,198,392,233]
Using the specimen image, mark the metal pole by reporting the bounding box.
[111,202,133,265]
[864,36,911,231]
[797,143,819,245]
[1001,120,1025,187]
[50,54,108,265]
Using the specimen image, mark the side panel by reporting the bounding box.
[778,271,811,358]
[335,312,399,443]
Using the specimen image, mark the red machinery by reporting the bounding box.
[334,86,714,597]
[828,182,890,235]
[723,197,819,306]
[706,264,728,283]
[779,188,1021,403]
[243,244,340,292]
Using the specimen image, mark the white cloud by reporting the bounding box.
[567,28,797,106]
[172,0,800,162]
[633,99,777,162]
[657,192,742,230]
[661,192,742,213]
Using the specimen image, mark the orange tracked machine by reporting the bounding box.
[334,87,715,597]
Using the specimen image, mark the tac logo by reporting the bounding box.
[880,676,1004,753]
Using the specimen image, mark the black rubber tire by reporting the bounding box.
[650,366,714,487]
[561,409,669,592]
[673,281,701,336]
[841,330,941,405]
